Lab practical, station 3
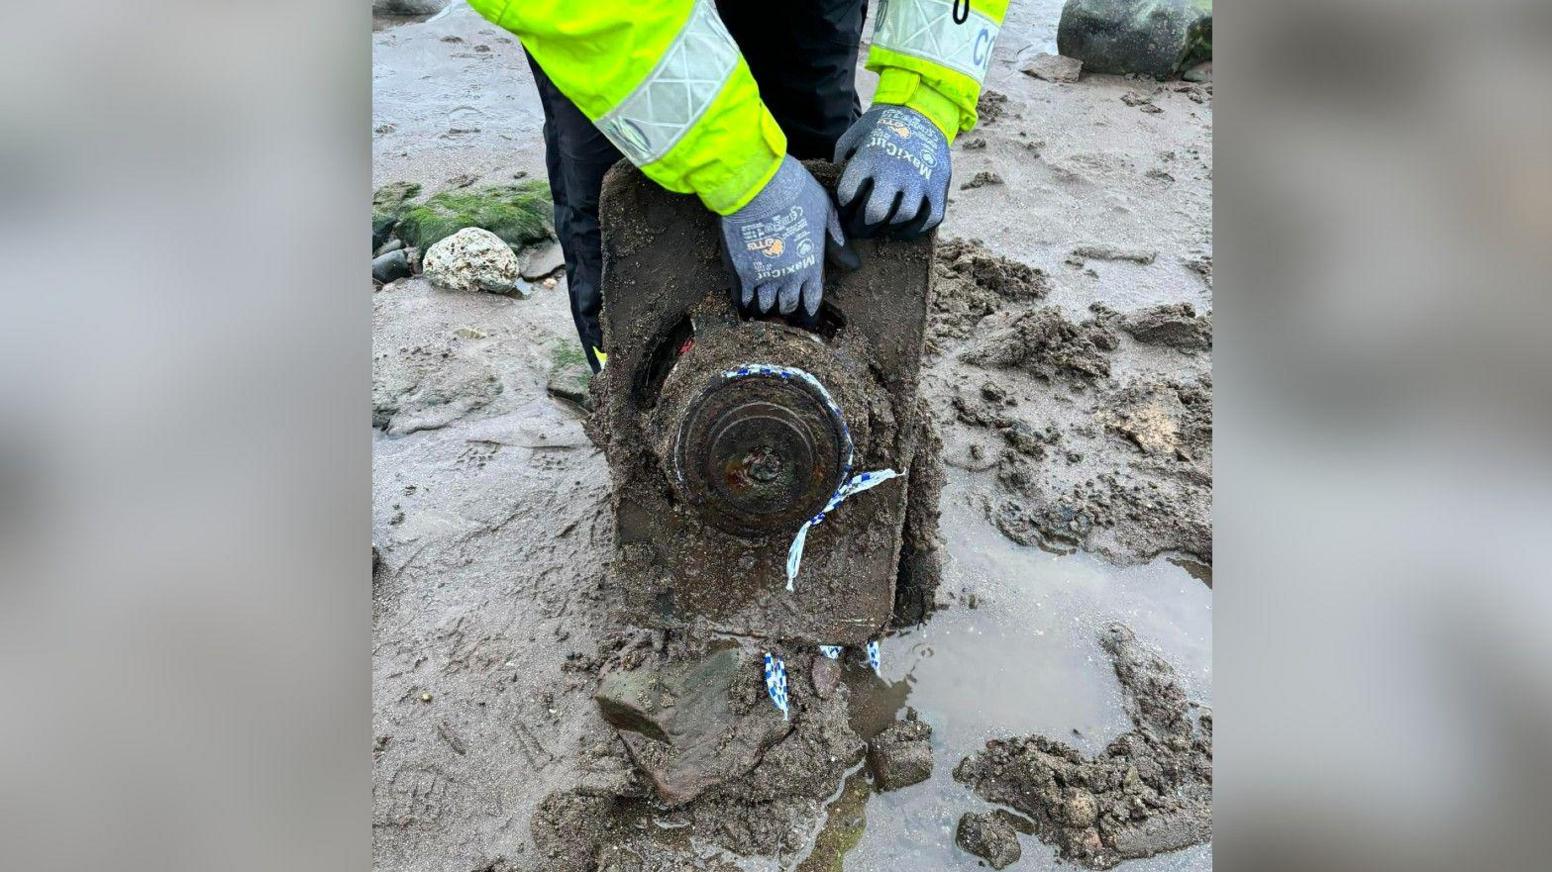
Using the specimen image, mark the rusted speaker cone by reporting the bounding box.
[672,373,847,536]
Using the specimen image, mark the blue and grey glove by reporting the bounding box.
[834,104,951,240]
[719,155,858,318]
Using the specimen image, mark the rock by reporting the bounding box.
[373,0,449,15]
[422,228,522,293]
[1182,61,1212,83]
[521,241,566,281]
[1060,789,1100,827]
[372,180,421,250]
[867,716,933,791]
[396,180,553,251]
[375,237,404,257]
[372,249,411,284]
[809,654,841,699]
[594,645,790,806]
[1022,52,1084,83]
[1057,0,1213,80]
[1119,303,1211,350]
[956,812,1022,869]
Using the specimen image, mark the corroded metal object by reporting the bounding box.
[671,370,847,536]
[592,161,936,645]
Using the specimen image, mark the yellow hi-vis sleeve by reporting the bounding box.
[468,0,785,215]
[866,0,1011,143]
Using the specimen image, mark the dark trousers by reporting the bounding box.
[526,0,868,371]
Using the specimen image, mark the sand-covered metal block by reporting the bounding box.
[592,162,936,645]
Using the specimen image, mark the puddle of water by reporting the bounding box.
[824,481,1213,871]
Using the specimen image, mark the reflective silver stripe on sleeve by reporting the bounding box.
[872,0,1001,83]
[596,0,740,166]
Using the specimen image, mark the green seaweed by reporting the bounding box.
[549,340,589,373]
[397,180,554,251]
[795,769,871,872]
[372,181,422,248]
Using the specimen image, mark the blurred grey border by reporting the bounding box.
[1216,1,1552,870]
[0,3,370,871]
[1,2,1550,871]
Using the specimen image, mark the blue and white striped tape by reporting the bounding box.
[763,652,789,720]
[718,364,902,591]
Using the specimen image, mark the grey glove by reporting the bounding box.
[834,104,951,240]
[719,155,857,318]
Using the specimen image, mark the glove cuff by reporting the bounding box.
[873,70,963,144]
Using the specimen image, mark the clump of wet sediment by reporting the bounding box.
[929,238,1051,347]
[529,631,870,871]
[926,240,1213,567]
[960,306,1120,383]
[953,623,1213,869]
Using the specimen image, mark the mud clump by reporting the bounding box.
[977,89,1010,123]
[536,643,868,870]
[954,624,1212,869]
[1101,375,1212,467]
[957,811,1023,869]
[930,238,1051,345]
[1118,303,1212,351]
[866,714,933,791]
[987,367,1216,564]
[932,262,1212,564]
[962,307,1119,383]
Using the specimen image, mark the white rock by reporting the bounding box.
[423,227,521,293]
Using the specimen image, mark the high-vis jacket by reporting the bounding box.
[469,0,1008,215]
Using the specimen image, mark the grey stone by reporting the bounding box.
[810,655,841,699]
[1023,52,1084,83]
[373,0,449,15]
[957,811,1023,869]
[1058,0,1213,80]
[372,249,411,284]
[867,717,933,791]
[594,645,790,806]
[520,241,566,281]
[422,227,521,293]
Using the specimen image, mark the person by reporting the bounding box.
[469,0,1009,371]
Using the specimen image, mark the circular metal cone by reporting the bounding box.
[673,373,847,536]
